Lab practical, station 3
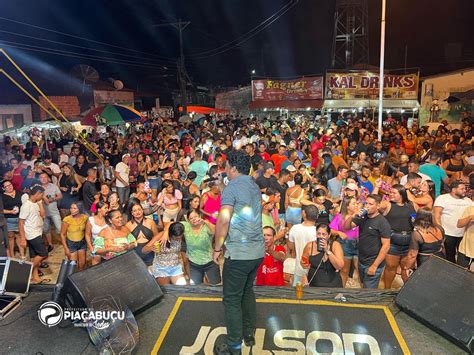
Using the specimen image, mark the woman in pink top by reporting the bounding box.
[157,180,182,222]
[329,196,360,287]
[200,182,221,224]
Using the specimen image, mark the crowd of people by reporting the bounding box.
[0,112,473,289]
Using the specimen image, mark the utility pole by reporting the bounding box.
[154,19,190,115]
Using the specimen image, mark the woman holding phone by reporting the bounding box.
[300,224,344,287]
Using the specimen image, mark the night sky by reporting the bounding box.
[0,0,473,97]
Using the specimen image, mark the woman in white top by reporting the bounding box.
[85,201,109,265]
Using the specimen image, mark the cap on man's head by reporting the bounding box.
[286,165,296,172]
[122,153,130,160]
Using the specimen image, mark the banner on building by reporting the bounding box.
[325,71,419,100]
[252,76,324,101]
[93,90,134,107]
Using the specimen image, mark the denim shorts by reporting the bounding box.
[152,264,183,278]
[337,237,358,258]
[66,239,87,253]
[389,231,411,256]
[6,218,19,232]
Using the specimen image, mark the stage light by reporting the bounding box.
[352,109,356,113]
[263,108,267,112]
[306,107,311,111]
[341,109,345,113]
[401,109,405,113]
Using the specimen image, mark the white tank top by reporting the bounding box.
[89,216,108,240]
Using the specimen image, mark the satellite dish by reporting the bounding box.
[108,78,124,91]
[113,80,124,90]
[71,64,99,93]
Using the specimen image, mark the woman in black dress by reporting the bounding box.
[301,224,345,287]
[58,164,82,217]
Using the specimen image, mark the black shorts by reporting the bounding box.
[27,236,48,258]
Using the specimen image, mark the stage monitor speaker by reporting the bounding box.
[395,256,474,353]
[59,251,163,314]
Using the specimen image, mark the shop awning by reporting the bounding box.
[323,99,420,109]
[249,99,323,110]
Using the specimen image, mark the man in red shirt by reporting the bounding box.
[258,143,271,161]
[255,226,286,286]
[271,144,287,174]
[8,158,24,191]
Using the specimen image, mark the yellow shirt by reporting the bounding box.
[63,215,88,242]
[459,206,474,258]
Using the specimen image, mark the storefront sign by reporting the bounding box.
[252,76,323,101]
[325,72,419,100]
[153,297,409,354]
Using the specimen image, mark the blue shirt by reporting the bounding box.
[419,163,447,197]
[189,160,209,187]
[358,178,374,194]
[327,177,343,199]
[220,175,265,260]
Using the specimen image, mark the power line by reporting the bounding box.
[0,41,178,71]
[0,29,178,66]
[188,0,296,57]
[0,39,178,70]
[188,0,299,59]
[0,15,174,60]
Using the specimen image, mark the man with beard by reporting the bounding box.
[358,166,374,194]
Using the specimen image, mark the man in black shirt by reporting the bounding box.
[82,168,98,214]
[245,143,263,172]
[345,194,391,288]
[271,169,292,220]
[255,162,277,193]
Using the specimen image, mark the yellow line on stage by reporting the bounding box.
[151,296,410,355]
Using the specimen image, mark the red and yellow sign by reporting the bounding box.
[325,71,419,100]
[252,76,323,101]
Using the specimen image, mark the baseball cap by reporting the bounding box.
[286,165,297,172]
[345,182,358,191]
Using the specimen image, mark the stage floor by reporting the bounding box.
[0,285,468,354]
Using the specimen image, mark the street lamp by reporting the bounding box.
[251,69,256,75]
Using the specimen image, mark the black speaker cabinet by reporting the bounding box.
[59,251,163,314]
[396,256,474,353]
